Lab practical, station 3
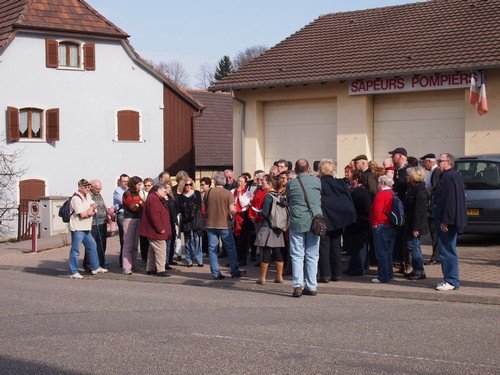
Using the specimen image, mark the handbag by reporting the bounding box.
[297,176,327,237]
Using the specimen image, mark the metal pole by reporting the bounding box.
[31,223,38,253]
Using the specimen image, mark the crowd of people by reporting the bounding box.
[67,147,467,297]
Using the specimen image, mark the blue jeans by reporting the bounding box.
[405,232,425,273]
[184,231,202,265]
[436,224,460,287]
[372,225,395,282]
[207,229,239,277]
[289,230,320,291]
[69,230,99,275]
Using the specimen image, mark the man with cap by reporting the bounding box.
[420,153,441,265]
[352,154,377,198]
[68,179,109,279]
[389,147,410,274]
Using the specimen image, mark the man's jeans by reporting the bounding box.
[433,207,460,287]
[184,231,202,265]
[207,228,239,277]
[436,224,460,287]
[373,225,395,282]
[404,232,425,273]
[289,229,320,291]
[69,230,99,275]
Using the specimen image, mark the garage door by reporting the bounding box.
[374,90,465,162]
[264,98,337,170]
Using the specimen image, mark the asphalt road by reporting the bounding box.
[0,271,498,375]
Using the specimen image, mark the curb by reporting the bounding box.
[1,265,499,306]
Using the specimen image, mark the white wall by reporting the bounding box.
[0,33,164,236]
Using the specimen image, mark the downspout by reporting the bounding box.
[192,109,204,180]
[231,91,246,174]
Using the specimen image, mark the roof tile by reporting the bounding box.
[212,0,500,90]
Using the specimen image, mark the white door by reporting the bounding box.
[264,98,337,170]
[374,90,465,162]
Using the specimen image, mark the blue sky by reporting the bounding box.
[88,0,423,87]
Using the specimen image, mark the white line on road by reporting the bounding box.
[192,333,497,369]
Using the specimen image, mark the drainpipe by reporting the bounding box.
[231,91,246,174]
[192,109,204,180]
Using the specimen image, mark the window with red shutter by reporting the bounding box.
[6,106,20,142]
[46,39,59,68]
[84,43,95,71]
[117,110,140,141]
[46,108,60,142]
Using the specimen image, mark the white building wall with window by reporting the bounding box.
[0,33,165,236]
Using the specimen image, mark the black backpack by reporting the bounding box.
[58,194,80,223]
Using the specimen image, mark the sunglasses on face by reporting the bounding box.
[185,183,193,186]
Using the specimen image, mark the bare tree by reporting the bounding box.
[195,63,215,89]
[147,59,189,88]
[0,141,25,238]
[233,45,268,71]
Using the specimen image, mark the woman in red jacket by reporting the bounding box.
[139,184,172,277]
[369,175,396,283]
[248,173,268,264]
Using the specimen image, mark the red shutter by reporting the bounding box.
[6,106,20,142]
[117,110,140,141]
[46,39,58,68]
[117,110,128,140]
[46,108,60,141]
[84,43,95,71]
[127,111,140,141]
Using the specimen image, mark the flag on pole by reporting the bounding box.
[469,73,480,105]
[477,71,488,116]
[469,71,488,116]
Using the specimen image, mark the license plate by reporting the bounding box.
[467,209,480,216]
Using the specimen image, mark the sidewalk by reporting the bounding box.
[1,234,499,305]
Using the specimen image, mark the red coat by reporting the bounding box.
[248,188,268,222]
[139,192,171,240]
[369,189,393,227]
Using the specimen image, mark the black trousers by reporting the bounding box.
[117,213,125,267]
[344,224,368,276]
[318,229,343,280]
[393,225,409,266]
[261,246,283,263]
[84,223,107,269]
[140,235,149,262]
[427,213,440,261]
[237,213,252,263]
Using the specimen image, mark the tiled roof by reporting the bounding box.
[190,90,233,167]
[211,0,500,91]
[0,0,128,53]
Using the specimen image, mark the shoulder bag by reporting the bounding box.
[297,176,327,237]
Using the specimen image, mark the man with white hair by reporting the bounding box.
[433,153,466,291]
[223,169,238,191]
[83,179,110,271]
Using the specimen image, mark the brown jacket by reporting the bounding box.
[139,192,171,240]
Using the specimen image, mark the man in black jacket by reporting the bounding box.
[433,153,467,291]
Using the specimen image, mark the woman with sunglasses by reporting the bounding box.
[178,177,204,267]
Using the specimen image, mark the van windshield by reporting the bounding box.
[455,161,500,190]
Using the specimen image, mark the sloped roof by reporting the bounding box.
[190,90,233,167]
[211,0,500,91]
[0,0,128,53]
[0,0,203,110]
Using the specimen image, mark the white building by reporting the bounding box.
[0,0,203,238]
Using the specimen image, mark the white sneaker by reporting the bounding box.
[371,278,382,284]
[123,269,133,275]
[91,267,109,275]
[436,282,458,291]
[70,273,84,279]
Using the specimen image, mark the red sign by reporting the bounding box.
[349,72,474,95]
